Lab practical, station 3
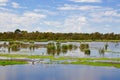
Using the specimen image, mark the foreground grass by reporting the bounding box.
[0,54,120,68]
[0,60,27,66]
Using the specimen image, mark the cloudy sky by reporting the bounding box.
[0,0,120,33]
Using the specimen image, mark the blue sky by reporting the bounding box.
[0,0,120,33]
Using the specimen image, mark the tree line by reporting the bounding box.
[0,29,120,41]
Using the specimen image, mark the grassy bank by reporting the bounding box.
[63,61,120,68]
[0,54,120,61]
[0,60,27,66]
[0,54,120,68]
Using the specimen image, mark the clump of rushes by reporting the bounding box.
[9,41,22,45]
[68,44,73,50]
[56,42,61,55]
[80,44,89,52]
[84,49,91,55]
[62,44,68,53]
[99,48,105,56]
[8,41,22,52]
[29,41,34,44]
[73,45,78,50]
[29,44,35,51]
[80,44,90,55]
[47,43,56,55]
[9,44,20,51]
[105,43,108,50]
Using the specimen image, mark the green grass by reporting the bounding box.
[0,60,27,66]
[62,61,120,68]
[0,54,120,61]
[0,54,120,68]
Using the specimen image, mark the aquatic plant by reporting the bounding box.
[105,43,108,50]
[29,41,35,44]
[29,44,35,51]
[47,43,56,55]
[9,44,20,51]
[99,48,105,57]
[62,44,68,53]
[62,44,68,49]
[99,48,105,54]
[84,49,91,55]
[73,45,78,50]
[80,44,89,52]
[68,44,73,50]
[9,41,22,45]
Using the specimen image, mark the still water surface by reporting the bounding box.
[0,64,120,80]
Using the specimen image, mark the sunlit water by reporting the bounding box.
[0,64,120,80]
[0,41,120,58]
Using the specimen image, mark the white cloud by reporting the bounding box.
[0,0,8,3]
[58,4,101,11]
[70,0,102,3]
[34,9,57,15]
[11,2,27,9]
[42,15,88,33]
[11,2,20,8]
[44,21,61,27]
[63,16,87,32]
[0,7,14,12]
[0,0,8,6]
[0,11,47,32]
[23,12,46,18]
[0,3,6,6]
[89,9,120,23]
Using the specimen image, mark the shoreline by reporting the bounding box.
[0,54,120,68]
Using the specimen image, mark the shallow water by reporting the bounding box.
[0,64,120,80]
[0,41,120,58]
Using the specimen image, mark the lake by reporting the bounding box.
[0,64,120,80]
[0,41,120,80]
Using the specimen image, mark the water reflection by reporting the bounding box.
[0,41,120,58]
